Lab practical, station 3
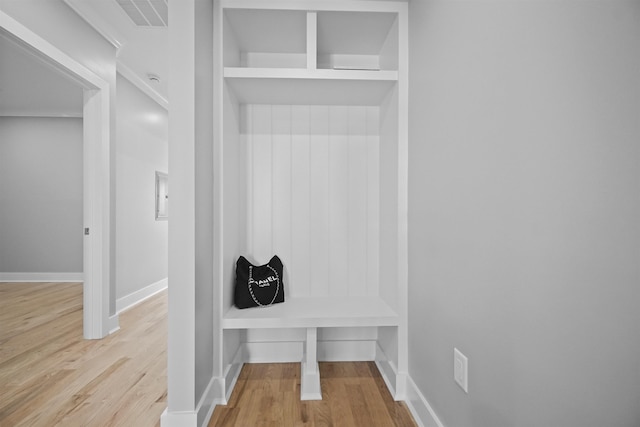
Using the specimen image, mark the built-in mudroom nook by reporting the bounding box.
[212,0,408,408]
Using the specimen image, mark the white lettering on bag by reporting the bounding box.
[254,276,277,287]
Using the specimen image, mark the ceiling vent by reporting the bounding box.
[116,0,168,27]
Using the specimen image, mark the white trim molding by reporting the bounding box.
[63,0,126,49]
[405,375,446,427]
[240,340,378,364]
[116,278,168,314]
[117,64,169,110]
[160,409,197,427]
[196,376,222,427]
[223,347,244,403]
[108,314,120,335]
[160,374,221,427]
[0,272,83,282]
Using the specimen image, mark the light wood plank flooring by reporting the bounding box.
[1,282,417,426]
[210,362,418,427]
[0,282,167,427]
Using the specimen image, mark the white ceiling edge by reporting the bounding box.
[117,61,168,110]
[63,0,126,49]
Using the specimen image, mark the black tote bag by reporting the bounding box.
[234,255,285,309]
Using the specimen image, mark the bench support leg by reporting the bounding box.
[301,327,322,400]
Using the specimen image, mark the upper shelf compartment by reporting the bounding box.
[317,11,398,71]
[224,8,308,69]
[222,5,401,105]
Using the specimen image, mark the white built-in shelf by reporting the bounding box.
[224,67,398,81]
[214,0,408,404]
[223,296,400,329]
[224,8,307,61]
[224,67,398,105]
[317,10,399,70]
[223,6,400,106]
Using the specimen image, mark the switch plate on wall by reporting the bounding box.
[454,347,468,393]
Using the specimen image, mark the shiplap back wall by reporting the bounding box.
[242,104,381,299]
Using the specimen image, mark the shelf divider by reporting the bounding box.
[307,11,317,70]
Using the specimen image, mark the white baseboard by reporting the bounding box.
[375,342,402,399]
[159,374,222,427]
[196,375,223,427]
[160,408,197,427]
[376,358,398,397]
[318,340,376,361]
[405,375,445,427]
[243,341,303,363]
[223,346,244,402]
[108,314,120,335]
[0,272,83,282]
[116,278,167,314]
[242,340,377,363]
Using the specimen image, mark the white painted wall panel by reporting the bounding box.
[366,107,381,297]
[308,105,330,297]
[290,106,311,297]
[348,106,368,296]
[379,86,399,310]
[249,105,273,263]
[328,106,349,296]
[271,105,293,288]
[243,104,381,299]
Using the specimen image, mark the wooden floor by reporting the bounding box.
[210,362,417,427]
[0,282,167,427]
[1,282,416,426]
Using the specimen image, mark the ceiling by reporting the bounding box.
[0,1,167,117]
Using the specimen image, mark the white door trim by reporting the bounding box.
[0,12,113,339]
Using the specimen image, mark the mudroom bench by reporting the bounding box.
[223,297,400,400]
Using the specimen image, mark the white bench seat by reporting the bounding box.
[222,296,399,329]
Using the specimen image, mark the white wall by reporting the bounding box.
[164,0,216,425]
[408,2,640,427]
[115,74,168,307]
[0,117,83,275]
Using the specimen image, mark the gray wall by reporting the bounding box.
[115,74,168,301]
[0,117,83,273]
[408,2,640,427]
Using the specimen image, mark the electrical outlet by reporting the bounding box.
[454,348,468,393]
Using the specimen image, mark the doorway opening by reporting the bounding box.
[1,12,113,339]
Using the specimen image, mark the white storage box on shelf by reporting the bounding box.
[213,0,408,403]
